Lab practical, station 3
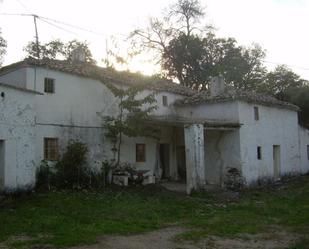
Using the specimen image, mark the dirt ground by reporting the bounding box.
[71,226,300,249]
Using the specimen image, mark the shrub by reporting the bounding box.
[54,140,88,189]
[36,160,54,191]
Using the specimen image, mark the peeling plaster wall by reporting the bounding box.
[0,67,27,88]
[24,68,185,174]
[298,126,309,174]
[204,130,241,185]
[176,101,239,122]
[238,101,300,184]
[0,85,36,189]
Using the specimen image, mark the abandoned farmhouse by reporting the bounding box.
[0,56,309,193]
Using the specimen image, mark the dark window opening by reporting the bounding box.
[254,106,259,120]
[307,145,309,160]
[136,143,146,162]
[44,138,59,161]
[44,78,55,93]
[257,146,262,160]
[162,95,168,106]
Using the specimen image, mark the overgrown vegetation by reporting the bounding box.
[102,84,158,165]
[36,140,107,190]
[1,175,309,248]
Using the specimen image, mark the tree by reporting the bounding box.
[24,39,96,64]
[261,65,307,98]
[161,30,267,89]
[281,86,309,127]
[0,29,7,66]
[130,0,267,90]
[102,84,158,165]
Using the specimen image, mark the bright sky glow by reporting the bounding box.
[0,0,309,79]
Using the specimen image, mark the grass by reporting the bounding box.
[1,175,309,248]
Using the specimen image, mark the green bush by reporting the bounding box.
[54,140,88,189]
[35,160,53,191]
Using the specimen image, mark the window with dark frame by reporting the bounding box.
[44,138,59,161]
[257,146,262,160]
[136,143,146,162]
[162,95,168,106]
[44,78,55,93]
[254,106,259,120]
[307,145,309,160]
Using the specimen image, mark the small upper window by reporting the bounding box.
[307,145,309,160]
[136,143,146,162]
[44,78,55,93]
[257,146,262,160]
[162,95,168,107]
[44,137,59,161]
[254,106,259,120]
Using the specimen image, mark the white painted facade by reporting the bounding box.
[0,62,309,192]
[0,84,36,190]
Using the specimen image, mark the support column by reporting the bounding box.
[184,124,206,194]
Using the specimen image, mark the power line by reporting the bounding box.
[39,17,79,36]
[0,12,127,40]
[39,16,108,37]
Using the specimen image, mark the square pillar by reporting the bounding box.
[184,124,206,194]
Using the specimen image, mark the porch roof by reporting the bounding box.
[147,115,241,130]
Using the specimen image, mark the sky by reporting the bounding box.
[0,0,309,80]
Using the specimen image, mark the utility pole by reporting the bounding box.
[33,14,40,59]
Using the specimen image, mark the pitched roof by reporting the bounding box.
[176,88,299,111]
[0,58,195,97]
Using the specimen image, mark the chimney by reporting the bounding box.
[71,46,86,63]
[209,75,226,97]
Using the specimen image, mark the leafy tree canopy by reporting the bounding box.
[0,29,7,66]
[130,0,267,90]
[24,39,96,64]
[261,65,308,98]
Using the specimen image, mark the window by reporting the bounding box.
[44,78,55,93]
[44,138,59,161]
[254,106,259,120]
[307,145,309,160]
[162,95,168,107]
[257,146,262,160]
[136,144,146,162]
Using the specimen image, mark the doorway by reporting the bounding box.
[176,145,186,181]
[273,145,281,179]
[0,140,5,190]
[160,144,170,179]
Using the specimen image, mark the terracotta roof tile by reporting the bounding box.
[176,88,299,111]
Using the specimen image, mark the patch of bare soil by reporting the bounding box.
[71,227,300,249]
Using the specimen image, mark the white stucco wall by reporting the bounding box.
[22,67,186,174]
[204,129,241,185]
[0,85,36,189]
[298,126,309,174]
[176,101,239,122]
[0,67,27,88]
[238,101,300,184]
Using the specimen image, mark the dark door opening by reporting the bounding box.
[0,140,5,189]
[176,145,186,181]
[160,144,170,179]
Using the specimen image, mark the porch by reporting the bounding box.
[149,115,241,194]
